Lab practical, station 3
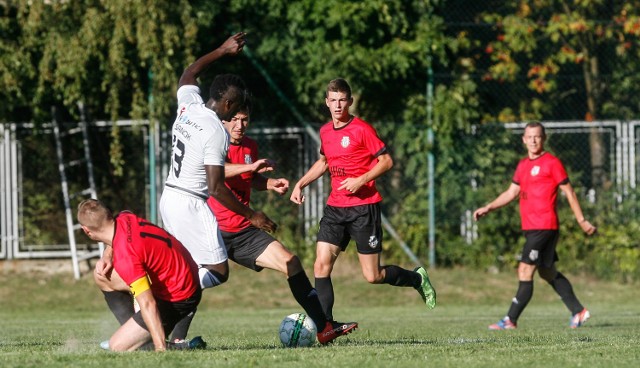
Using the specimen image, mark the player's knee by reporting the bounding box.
[362,271,382,284]
[313,260,332,277]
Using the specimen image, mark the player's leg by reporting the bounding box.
[489,260,536,330]
[160,189,229,289]
[94,267,135,325]
[539,265,589,327]
[108,318,151,351]
[490,231,543,330]
[255,239,330,328]
[314,241,341,321]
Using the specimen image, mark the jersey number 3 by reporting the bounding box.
[172,135,186,178]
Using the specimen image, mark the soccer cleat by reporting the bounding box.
[99,340,110,350]
[414,266,437,309]
[167,335,207,350]
[488,316,517,330]
[317,320,358,345]
[570,308,590,328]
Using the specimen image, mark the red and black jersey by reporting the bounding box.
[112,212,199,302]
[319,117,386,207]
[207,137,257,232]
[512,152,569,230]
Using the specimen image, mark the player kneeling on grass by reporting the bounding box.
[78,199,205,351]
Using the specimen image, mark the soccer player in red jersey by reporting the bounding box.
[474,122,597,330]
[203,101,356,344]
[77,199,203,351]
[290,79,437,329]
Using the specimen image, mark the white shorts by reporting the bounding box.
[159,186,227,265]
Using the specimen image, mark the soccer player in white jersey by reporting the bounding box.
[159,32,276,295]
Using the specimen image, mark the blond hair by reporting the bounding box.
[77,199,113,231]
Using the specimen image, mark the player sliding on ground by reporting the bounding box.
[78,199,204,351]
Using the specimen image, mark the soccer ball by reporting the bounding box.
[279,313,317,347]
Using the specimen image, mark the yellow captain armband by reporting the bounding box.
[129,275,151,297]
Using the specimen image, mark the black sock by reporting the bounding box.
[315,277,334,321]
[288,271,327,329]
[102,290,134,325]
[547,272,583,315]
[170,309,197,341]
[382,265,422,287]
[507,281,533,323]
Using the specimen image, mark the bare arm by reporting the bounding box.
[337,152,393,193]
[178,32,246,88]
[559,182,597,235]
[224,158,275,178]
[290,155,329,204]
[135,289,166,351]
[95,244,113,278]
[473,182,520,221]
[206,164,276,232]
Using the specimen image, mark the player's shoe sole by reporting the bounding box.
[414,266,436,309]
[317,321,358,345]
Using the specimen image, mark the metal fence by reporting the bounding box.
[1,121,150,260]
[2,119,639,263]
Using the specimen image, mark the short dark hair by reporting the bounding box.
[238,93,253,115]
[525,121,546,137]
[209,74,247,102]
[326,78,352,99]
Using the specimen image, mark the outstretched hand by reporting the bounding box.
[253,158,276,173]
[268,178,290,196]
[220,32,246,56]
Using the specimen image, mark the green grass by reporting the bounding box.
[0,260,638,367]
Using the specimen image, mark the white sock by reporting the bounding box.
[198,267,222,289]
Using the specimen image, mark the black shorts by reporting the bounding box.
[317,203,383,255]
[133,287,201,335]
[521,230,559,268]
[221,226,276,271]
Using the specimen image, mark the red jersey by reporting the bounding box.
[112,212,199,302]
[512,152,568,230]
[319,117,386,207]
[207,137,257,232]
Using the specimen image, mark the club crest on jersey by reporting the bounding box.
[244,154,253,164]
[530,165,540,176]
[341,136,350,148]
[368,235,379,249]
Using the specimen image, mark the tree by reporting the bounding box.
[479,0,640,189]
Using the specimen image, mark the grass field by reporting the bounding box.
[0,259,638,367]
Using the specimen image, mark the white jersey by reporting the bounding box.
[165,84,230,199]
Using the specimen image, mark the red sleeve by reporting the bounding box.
[359,121,386,157]
[551,156,569,184]
[512,159,525,185]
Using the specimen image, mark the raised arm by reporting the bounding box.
[473,182,520,221]
[178,32,246,88]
